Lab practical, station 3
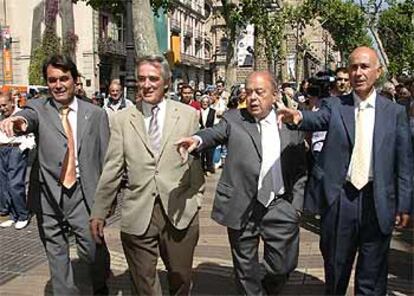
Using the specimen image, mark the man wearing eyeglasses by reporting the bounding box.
[0,55,111,295]
[332,67,351,96]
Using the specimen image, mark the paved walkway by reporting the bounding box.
[0,172,413,295]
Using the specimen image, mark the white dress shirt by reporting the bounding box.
[141,99,167,136]
[257,109,285,207]
[201,107,210,127]
[347,90,376,181]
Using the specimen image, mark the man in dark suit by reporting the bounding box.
[177,71,307,295]
[278,46,413,295]
[0,55,110,295]
[199,95,216,174]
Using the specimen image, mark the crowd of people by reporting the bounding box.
[0,45,412,296]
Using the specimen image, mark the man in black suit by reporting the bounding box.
[278,46,413,295]
[177,71,307,295]
[199,95,216,175]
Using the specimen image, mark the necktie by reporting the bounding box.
[148,105,161,154]
[59,107,77,188]
[257,118,284,207]
[350,104,370,190]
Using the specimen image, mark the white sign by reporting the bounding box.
[237,24,254,67]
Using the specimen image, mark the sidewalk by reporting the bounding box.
[0,172,413,295]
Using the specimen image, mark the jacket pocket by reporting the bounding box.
[216,182,233,199]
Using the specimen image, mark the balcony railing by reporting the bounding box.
[181,53,211,68]
[170,18,181,33]
[184,25,193,37]
[98,38,126,57]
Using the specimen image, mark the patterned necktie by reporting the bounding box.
[350,104,370,190]
[59,107,77,188]
[148,105,161,154]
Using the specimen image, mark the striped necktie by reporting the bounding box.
[148,105,161,154]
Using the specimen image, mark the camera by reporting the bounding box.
[307,71,335,99]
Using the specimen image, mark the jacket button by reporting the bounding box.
[58,162,62,167]
[152,192,157,196]
[155,170,159,175]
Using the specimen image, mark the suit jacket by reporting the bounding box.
[91,99,205,236]
[302,94,414,235]
[17,97,110,215]
[199,108,216,129]
[197,108,307,230]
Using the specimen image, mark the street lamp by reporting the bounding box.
[125,0,136,101]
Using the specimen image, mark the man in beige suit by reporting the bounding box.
[90,55,204,295]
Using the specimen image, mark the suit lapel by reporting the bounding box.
[241,110,262,160]
[339,94,356,146]
[76,101,90,152]
[130,102,153,154]
[43,98,66,138]
[159,100,179,157]
[373,95,389,160]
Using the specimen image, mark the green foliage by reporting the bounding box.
[378,0,414,77]
[308,0,372,59]
[28,26,61,85]
[80,0,169,14]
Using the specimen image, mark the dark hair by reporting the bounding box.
[216,80,225,86]
[180,83,193,92]
[42,54,79,82]
[335,67,348,75]
[227,96,239,109]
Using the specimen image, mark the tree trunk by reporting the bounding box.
[132,0,159,56]
[60,0,77,60]
[224,31,237,92]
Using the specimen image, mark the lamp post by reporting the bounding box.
[125,0,136,101]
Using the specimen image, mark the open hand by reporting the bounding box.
[175,136,200,163]
[0,116,28,137]
[276,108,302,126]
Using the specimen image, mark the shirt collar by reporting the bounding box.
[142,97,166,117]
[353,88,376,109]
[53,97,78,112]
[256,108,276,124]
[69,97,79,113]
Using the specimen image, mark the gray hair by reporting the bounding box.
[136,54,171,83]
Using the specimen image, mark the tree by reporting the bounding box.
[81,0,162,56]
[378,0,414,77]
[308,0,372,61]
[29,0,61,85]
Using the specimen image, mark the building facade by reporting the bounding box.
[0,0,125,96]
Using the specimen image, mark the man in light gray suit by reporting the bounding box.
[177,71,307,295]
[0,55,110,295]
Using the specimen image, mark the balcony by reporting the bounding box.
[181,53,210,69]
[98,38,126,57]
[170,18,181,34]
[195,29,203,41]
[184,25,193,37]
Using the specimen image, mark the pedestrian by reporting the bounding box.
[0,91,35,229]
[103,79,134,116]
[176,70,307,295]
[0,54,111,295]
[199,95,216,175]
[278,46,413,295]
[331,67,351,97]
[90,54,205,295]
